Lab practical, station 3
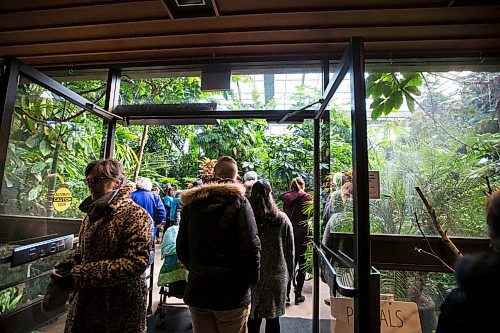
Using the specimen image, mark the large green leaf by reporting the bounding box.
[28,185,43,200]
[26,135,41,148]
[39,140,51,156]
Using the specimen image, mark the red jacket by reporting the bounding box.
[279,190,312,254]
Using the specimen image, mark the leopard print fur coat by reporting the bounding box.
[60,183,153,333]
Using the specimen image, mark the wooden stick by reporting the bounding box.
[415,186,462,258]
[414,212,454,272]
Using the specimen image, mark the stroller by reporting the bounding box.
[155,279,187,326]
[154,223,188,327]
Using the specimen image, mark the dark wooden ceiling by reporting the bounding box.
[1,0,499,70]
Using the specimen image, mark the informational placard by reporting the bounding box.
[369,170,381,199]
[331,297,422,333]
[53,187,72,212]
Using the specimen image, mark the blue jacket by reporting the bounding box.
[131,189,166,225]
[164,196,181,223]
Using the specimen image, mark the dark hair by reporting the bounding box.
[249,179,282,230]
[214,156,238,179]
[85,159,126,185]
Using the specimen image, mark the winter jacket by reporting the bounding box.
[164,196,182,224]
[61,183,153,333]
[131,189,166,226]
[278,190,312,255]
[436,251,500,333]
[177,181,261,311]
[158,225,188,286]
[250,212,294,319]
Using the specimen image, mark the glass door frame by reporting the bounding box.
[0,56,121,332]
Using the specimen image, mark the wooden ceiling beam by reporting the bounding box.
[2,24,499,57]
[0,1,166,30]
[0,0,145,13]
[1,2,498,68]
[1,6,498,43]
[215,0,448,14]
[14,38,500,68]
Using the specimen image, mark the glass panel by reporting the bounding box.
[0,249,72,315]
[321,70,353,333]
[366,71,500,237]
[365,69,499,333]
[0,75,104,316]
[0,76,106,219]
[119,67,323,111]
[378,269,455,333]
[323,71,353,235]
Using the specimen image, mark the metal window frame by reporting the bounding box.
[0,56,122,193]
[0,57,123,332]
[312,37,380,333]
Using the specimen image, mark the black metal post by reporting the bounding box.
[314,50,350,120]
[102,68,121,159]
[312,117,321,333]
[16,60,119,121]
[321,58,331,185]
[0,56,20,194]
[349,37,377,333]
[313,58,330,333]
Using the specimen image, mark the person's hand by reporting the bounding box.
[51,263,74,290]
[55,272,74,290]
[54,261,73,272]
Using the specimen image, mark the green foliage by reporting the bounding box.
[380,270,409,300]
[195,119,266,166]
[3,82,109,217]
[262,130,313,194]
[367,73,423,120]
[120,77,203,105]
[328,109,352,174]
[0,287,23,314]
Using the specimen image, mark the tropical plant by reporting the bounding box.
[0,287,23,314]
[366,72,423,120]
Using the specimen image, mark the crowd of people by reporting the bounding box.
[49,156,314,333]
[48,156,498,333]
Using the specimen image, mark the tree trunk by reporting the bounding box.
[45,138,61,217]
[133,125,148,182]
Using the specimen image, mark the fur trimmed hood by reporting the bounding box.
[180,182,245,206]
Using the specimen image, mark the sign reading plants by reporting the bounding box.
[52,188,72,212]
[331,297,422,333]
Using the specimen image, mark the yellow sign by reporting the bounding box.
[53,188,72,212]
[331,297,422,333]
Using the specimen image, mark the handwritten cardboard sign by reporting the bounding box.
[331,297,422,333]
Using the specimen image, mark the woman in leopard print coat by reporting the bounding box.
[53,159,153,333]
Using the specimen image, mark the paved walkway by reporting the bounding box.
[37,242,334,332]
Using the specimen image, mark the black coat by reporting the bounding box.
[177,182,261,311]
[436,251,500,333]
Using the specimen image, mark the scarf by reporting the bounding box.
[79,190,118,221]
